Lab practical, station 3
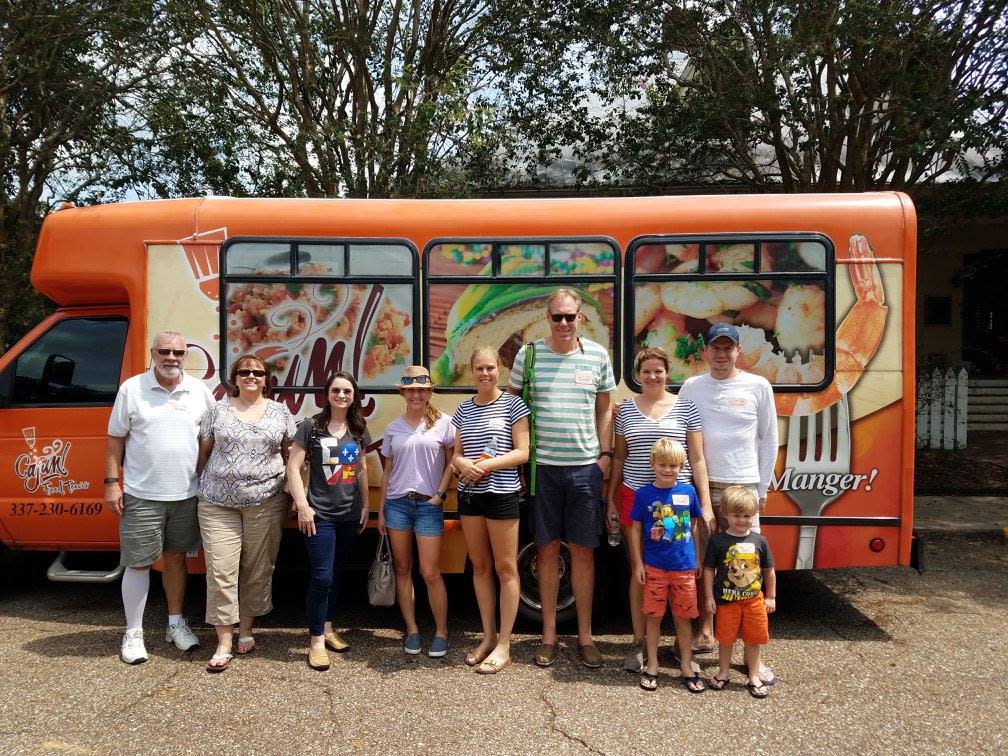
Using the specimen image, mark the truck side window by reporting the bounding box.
[8,317,128,406]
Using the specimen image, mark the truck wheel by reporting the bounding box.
[517,541,577,625]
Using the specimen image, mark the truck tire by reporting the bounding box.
[517,540,577,625]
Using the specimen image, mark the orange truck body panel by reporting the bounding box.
[0,193,916,571]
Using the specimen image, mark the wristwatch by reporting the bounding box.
[103,477,119,484]
[599,451,614,458]
[436,490,446,499]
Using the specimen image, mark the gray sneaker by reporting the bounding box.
[624,648,644,673]
[404,632,421,655]
[165,617,200,651]
[428,635,448,658]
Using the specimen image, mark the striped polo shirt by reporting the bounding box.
[614,397,702,489]
[508,337,616,466]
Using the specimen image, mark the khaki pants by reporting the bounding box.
[198,492,289,626]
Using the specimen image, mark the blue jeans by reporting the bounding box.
[302,519,358,636]
[384,496,444,536]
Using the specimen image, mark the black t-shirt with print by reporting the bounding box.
[703,531,774,604]
[294,418,371,524]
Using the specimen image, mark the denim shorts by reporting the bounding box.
[384,496,444,537]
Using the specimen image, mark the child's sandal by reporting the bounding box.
[708,674,730,691]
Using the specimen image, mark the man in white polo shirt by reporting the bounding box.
[677,322,778,684]
[105,330,215,664]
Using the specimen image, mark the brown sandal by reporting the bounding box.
[534,643,556,667]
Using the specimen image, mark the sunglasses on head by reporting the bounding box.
[156,348,186,357]
[330,387,354,396]
[236,369,266,378]
[400,375,431,386]
[549,313,578,323]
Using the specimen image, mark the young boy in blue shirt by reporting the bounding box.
[627,438,704,692]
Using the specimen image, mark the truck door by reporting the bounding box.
[0,311,129,549]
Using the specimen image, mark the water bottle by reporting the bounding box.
[607,509,622,547]
[477,438,497,480]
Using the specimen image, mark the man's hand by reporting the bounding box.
[759,497,767,514]
[596,455,611,474]
[105,483,124,515]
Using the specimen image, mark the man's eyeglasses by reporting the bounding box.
[155,348,186,357]
[236,369,266,378]
[549,313,577,323]
[330,387,354,396]
[400,375,431,385]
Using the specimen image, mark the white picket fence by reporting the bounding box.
[916,367,969,449]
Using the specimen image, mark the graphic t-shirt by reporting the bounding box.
[629,482,702,571]
[294,418,372,524]
[703,531,775,604]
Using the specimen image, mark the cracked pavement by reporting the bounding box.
[0,531,1005,755]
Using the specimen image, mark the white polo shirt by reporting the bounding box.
[108,370,215,500]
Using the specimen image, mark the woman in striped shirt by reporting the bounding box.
[605,347,715,673]
[451,346,530,674]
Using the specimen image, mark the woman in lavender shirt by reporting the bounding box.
[378,366,455,657]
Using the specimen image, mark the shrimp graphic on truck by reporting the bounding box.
[0,194,916,620]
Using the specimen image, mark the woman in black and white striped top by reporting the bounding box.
[605,346,715,673]
[451,346,530,675]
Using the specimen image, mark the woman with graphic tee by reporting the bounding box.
[605,347,715,673]
[377,366,455,658]
[451,347,530,674]
[197,354,297,673]
[286,371,371,671]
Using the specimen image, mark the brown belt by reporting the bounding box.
[403,491,428,500]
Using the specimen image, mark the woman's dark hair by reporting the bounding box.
[313,371,367,443]
[228,354,270,398]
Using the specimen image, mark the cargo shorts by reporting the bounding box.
[119,493,199,568]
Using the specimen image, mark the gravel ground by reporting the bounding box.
[0,532,1005,755]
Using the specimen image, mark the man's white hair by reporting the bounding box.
[151,330,185,348]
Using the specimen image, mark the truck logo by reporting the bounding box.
[14,427,91,495]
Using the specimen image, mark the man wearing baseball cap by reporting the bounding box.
[677,322,778,684]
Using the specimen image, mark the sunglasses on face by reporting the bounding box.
[330,387,354,396]
[236,369,266,378]
[549,313,578,323]
[400,375,431,385]
[156,348,186,357]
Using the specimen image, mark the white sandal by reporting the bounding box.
[206,652,233,673]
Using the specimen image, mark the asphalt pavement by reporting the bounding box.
[0,498,1005,755]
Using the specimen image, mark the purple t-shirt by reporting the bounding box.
[381,414,455,498]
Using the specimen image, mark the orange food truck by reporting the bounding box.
[0,194,917,618]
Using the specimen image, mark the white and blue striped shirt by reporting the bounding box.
[614,397,702,489]
[452,393,530,494]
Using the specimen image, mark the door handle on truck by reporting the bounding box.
[46,552,124,583]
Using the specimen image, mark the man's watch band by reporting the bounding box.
[599,451,614,458]
[103,477,119,484]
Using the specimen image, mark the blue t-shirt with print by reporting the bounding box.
[630,482,702,571]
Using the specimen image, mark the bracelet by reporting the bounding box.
[103,477,119,484]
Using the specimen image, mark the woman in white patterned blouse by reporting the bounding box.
[197,355,296,672]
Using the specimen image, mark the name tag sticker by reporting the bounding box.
[488,418,506,431]
[573,370,594,387]
[659,418,681,430]
[671,495,689,508]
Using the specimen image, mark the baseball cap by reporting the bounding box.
[706,323,740,344]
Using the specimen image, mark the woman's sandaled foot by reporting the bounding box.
[235,636,256,655]
[682,675,705,694]
[691,640,717,655]
[639,671,658,691]
[465,639,496,667]
[747,680,770,699]
[475,652,512,675]
[206,652,233,672]
[708,674,730,691]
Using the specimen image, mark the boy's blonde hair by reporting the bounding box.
[719,486,759,516]
[650,437,687,467]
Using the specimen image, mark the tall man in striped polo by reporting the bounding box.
[508,289,615,668]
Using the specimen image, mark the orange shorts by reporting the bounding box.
[714,593,769,646]
[617,484,636,526]
[642,566,698,619]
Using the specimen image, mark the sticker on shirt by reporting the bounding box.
[487,418,506,431]
[721,542,762,601]
[320,438,360,486]
[658,418,682,431]
[647,500,692,544]
[573,369,595,387]
[718,393,753,411]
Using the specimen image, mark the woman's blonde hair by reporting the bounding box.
[650,437,687,467]
[469,345,501,369]
[398,366,442,428]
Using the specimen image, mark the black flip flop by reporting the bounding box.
[708,675,730,691]
[682,675,705,694]
[747,681,770,699]
[639,671,658,691]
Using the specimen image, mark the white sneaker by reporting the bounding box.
[121,629,148,664]
[165,617,200,651]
